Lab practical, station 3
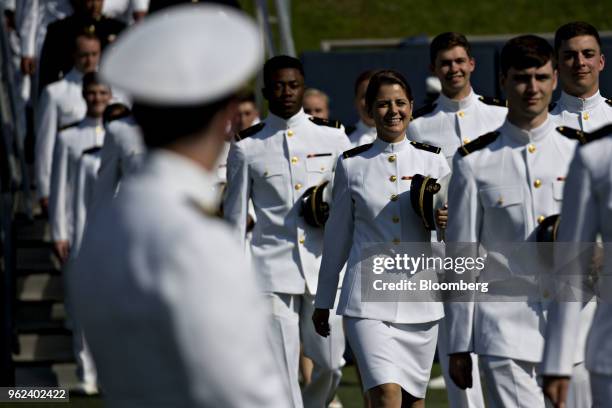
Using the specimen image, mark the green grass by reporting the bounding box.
[240,0,612,53]
[0,364,450,407]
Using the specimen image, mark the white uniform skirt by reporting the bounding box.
[345,317,439,398]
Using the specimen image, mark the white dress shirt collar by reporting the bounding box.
[558,90,603,112]
[503,116,555,146]
[437,88,476,112]
[266,108,308,129]
[372,134,411,153]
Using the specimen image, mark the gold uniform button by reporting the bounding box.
[528,144,536,153]
[263,171,269,176]
[497,197,504,205]
[534,179,542,188]
[295,183,302,190]
[392,216,400,223]
[389,175,397,182]
[583,113,590,121]
[537,215,545,224]
[299,237,305,244]
[287,130,294,137]
[392,238,401,244]
[458,111,465,118]
[542,289,550,299]
[463,138,470,144]
[388,155,396,163]
[291,156,298,164]
[390,194,399,201]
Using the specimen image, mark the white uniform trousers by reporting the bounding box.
[590,373,612,408]
[266,292,345,408]
[436,316,485,408]
[65,262,97,390]
[479,356,545,408]
[481,356,591,408]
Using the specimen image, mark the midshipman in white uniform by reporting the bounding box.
[314,70,449,407]
[445,35,590,408]
[71,5,290,407]
[224,56,350,408]
[407,32,508,408]
[35,33,100,213]
[550,22,612,131]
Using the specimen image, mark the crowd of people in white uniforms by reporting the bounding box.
[3,1,612,407]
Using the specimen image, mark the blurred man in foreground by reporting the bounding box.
[71,4,289,406]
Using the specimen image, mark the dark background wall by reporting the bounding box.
[301,38,612,126]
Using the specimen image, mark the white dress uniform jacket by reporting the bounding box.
[550,91,612,131]
[71,150,290,408]
[71,148,101,255]
[35,69,86,199]
[408,90,507,165]
[347,120,377,147]
[49,117,105,243]
[445,117,577,362]
[89,116,145,210]
[542,131,612,377]
[315,136,449,323]
[224,109,351,294]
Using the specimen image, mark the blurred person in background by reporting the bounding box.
[35,32,100,216]
[347,70,377,147]
[38,0,125,93]
[303,87,330,119]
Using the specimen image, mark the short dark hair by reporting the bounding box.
[82,72,108,91]
[430,32,472,65]
[263,55,304,88]
[554,21,601,54]
[236,90,256,104]
[73,31,100,54]
[365,70,413,113]
[354,70,377,95]
[132,97,232,148]
[500,35,554,76]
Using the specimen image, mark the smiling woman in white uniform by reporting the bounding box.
[312,70,449,407]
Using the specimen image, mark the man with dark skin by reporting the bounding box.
[224,56,350,408]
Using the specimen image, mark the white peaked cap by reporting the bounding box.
[100,4,263,105]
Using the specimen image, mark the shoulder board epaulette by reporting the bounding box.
[410,141,441,154]
[605,99,612,107]
[411,103,436,120]
[235,122,265,141]
[345,125,357,136]
[342,143,373,159]
[548,102,557,112]
[309,116,342,129]
[58,121,80,131]
[82,146,102,155]
[567,124,612,145]
[458,131,500,156]
[478,96,507,107]
[585,124,612,144]
[103,103,131,123]
[556,126,589,145]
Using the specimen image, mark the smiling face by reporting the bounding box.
[432,46,475,99]
[502,60,557,126]
[84,83,112,118]
[557,35,605,98]
[369,83,413,143]
[264,68,305,119]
